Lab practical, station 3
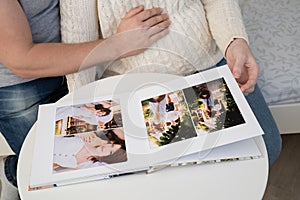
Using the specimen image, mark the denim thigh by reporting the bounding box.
[245,85,282,165]
[216,59,282,165]
[0,76,68,155]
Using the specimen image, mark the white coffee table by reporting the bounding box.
[17,74,269,200]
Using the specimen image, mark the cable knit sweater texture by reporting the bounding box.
[60,0,248,91]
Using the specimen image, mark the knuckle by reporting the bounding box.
[139,23,146,28]
[153,16,160,24]
[136,15,143,22]
[148,8,156,16]
[136,22,145,29]
[149,8,159,16]
[142,10,151,19]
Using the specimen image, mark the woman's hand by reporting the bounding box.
[113,5,171,58]
[225,38,259,95]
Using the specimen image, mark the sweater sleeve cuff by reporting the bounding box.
[224,35,249,56]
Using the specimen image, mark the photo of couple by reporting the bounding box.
[141,78,245,149]
[185,78,246,134]
[53,100,127,173]
[141,90,197,149]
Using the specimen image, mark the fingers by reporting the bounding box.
[149,28,170,43]
[240,64,258,95]
[144,13,170,28]
[124,6,164,22]
[240,75,256,95]
[239,76,256,95]
[136,7,163,21]
[118,6,170,34]
[145,12,170,40]
[115,6,171,58]
[241,81,255,95]
[225,38,259,96]
[147,17,171,35]
[232,58,244,79]
[123,5,145,19]
[230,58,259,95]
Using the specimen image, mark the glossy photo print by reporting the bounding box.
[183,78,245,134]
[141,90,198,149]
[54,100,123,135]
[53,100,127,173]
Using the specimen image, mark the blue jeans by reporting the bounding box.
[215,59,282,166]
[0,76,68,186]
[245,85,282,165]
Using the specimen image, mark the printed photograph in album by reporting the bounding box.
[141,90,197,149]
[183,77,245,134]
[53,99,127,173]
[141,77,245,150]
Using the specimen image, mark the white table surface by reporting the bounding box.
[17,74,269,200]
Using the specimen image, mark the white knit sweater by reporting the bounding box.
[60,0,248,91]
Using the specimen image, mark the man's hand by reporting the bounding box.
[225,38,259,95]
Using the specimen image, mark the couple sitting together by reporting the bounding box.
[0,1,282,199]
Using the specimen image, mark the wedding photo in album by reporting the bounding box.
[53,99,127,173]
[29,65,264,189]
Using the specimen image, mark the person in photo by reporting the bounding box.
[53,130,127,172]
[56,102,116,131]
[148,95,168,132]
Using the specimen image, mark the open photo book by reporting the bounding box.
[29,65,264,190]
